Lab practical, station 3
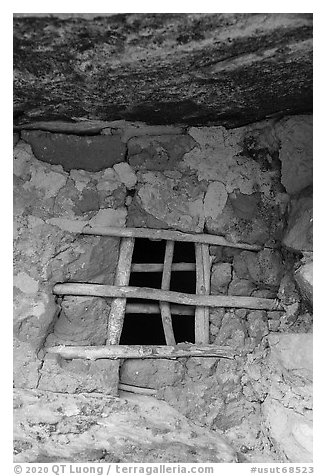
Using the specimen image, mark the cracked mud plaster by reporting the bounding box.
[13,139,126,391]
[181,126,273,196]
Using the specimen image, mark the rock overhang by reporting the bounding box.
[13,13,312,127]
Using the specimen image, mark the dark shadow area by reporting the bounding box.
[119,238,196,345]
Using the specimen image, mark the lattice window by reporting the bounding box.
[49,225,282,361]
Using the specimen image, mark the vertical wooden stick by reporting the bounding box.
[159,240,176,345]
[202,244,211,342]
[107,237,135,345]
[195,243,210,344]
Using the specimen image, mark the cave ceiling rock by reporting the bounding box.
[13,13,312,127]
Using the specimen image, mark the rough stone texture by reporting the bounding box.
[268,333,312,374]
[180,124,289,245]
[13,139,123,391]
[232,249,284,290]
[14,14,312,127]
[245,249,284,288]
[294,261,313,306]
[228,278,256,296]
[21,131,126,172]
[156,355,271,463]
[14,389,237,463]
[209,308,225,342]
[88,207,127,227]
[120,360,185,389]
[262,399,312,463]
[128,171,206,232]
[242,334,313,463]
[125,117,306,246]
[275,116,313,195]
[277,274,301,307]
[251,289,277,299]
[283,193,313,252]
[128,135,196,171]
[210,263,232,294]
[204,181,229,220]
[233,251,253,279]
[246,311,269,345]
[182,126,267,193]
[214,313,247,348]
[262,334,313,462]
[113,162,137,189]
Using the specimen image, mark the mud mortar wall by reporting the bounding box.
[13,115,313,461]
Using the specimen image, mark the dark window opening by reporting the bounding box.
[119,238,196,345]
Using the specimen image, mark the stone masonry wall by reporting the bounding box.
[14,116,312,457]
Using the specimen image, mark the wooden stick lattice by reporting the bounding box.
[46,344,237,360]
[53,282,282,310]
[195,244,210,344]
[81,225,262,251]
[159,240,176,345]
[50,227,283,360]
[107,237,135,345]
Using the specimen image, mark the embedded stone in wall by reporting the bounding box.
[88,207,127,228]
[129,171,206,232]
[209,308,225,342]
[205,196,284,246]
[246,311,269,345]
[228,278,256,297]
[245,249,284,288]
[128,134,196,171]
[113,162,137,189]
[205,199,261,245]
[283,194,313,252]
[214,312,247,348]
[210,263,232,294]
[277,274,301,307]
[21,130,126,172]
[228,190,260,220]
[232,251,253,279]
[275,116,313,195]
[181,126,277,196]
[203,181,228,220]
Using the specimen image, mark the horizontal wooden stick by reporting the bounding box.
[81,225,262,251]
[126,303,195,315]
[131,263,196,272]
[46,344,237,360]
[118,383,157,395]
[14,120,114,134]
[53,283,282,310]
